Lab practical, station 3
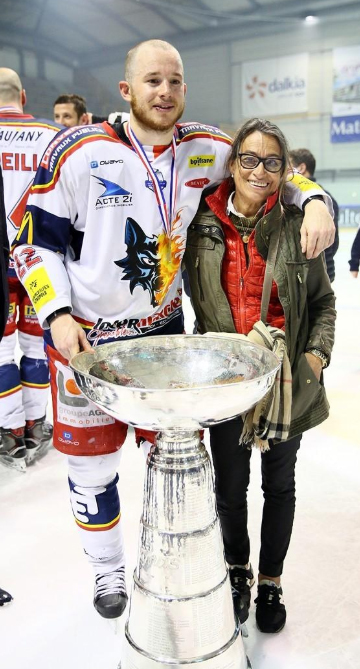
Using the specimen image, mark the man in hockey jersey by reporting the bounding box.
[0,68,61,471]
[13,40,335,620]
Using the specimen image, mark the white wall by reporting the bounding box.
[0,47,20,71]
[181,44,232,126]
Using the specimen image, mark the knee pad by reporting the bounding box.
[20,355,50,386]
[0,362,21,394]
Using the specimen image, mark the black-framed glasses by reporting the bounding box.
[238,153,284,173]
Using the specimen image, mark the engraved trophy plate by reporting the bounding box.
[71,335,280,669]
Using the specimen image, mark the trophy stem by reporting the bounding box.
[121,430,250,669]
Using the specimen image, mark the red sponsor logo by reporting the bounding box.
[184,178,210,188]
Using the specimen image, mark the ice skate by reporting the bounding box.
[93,566,128,619]
[0,587,13,606]
[0,427,27,472]
[25,416,53,464]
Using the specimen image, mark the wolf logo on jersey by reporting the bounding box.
[115,218,160,307]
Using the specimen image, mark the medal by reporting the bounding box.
[127,123,178,261]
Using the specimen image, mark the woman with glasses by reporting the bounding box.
[184,118,336,634]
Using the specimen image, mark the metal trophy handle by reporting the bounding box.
[70,335,280,669]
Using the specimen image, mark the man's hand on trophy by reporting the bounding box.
[50,314,93,361]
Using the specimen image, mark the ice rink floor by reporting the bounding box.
[1,229,359,669]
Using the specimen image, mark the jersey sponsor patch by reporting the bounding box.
[290,172,324,193]
[188,155,215,168]
[55,359,116,429]
[184,178,211,188]
[24,304,38,320]
[24,266,56,310]
[94,176,133,209]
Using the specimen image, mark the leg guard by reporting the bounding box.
[19,332,50,421]
[67,451,125,574]
[0,360,24,429]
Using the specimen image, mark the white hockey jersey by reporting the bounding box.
[13,121,329,346]
[0,107,62,254]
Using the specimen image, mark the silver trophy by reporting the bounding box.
[70,335,280,669]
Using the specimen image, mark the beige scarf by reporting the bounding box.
[240,321,292,451]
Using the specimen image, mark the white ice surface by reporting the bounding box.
[0,229,359,669]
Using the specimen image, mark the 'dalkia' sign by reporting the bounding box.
[241,53,308,117]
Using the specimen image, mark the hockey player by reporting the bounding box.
[0,68,61,471]
[13,40,335,620]
[53,93,129,127]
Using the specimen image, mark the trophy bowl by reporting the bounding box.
[70,334,279,669]
[70,334,280,430]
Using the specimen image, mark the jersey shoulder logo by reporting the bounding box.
[177,122,231,145]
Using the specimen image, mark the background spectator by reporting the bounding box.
[289,148,339,282]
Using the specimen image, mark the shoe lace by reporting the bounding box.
[255,584,281,608]
[95,566,126,599]
[229,565,254,595]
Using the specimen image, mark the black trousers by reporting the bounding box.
[209,417,301,577]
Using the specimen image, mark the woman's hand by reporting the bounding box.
[50,313,93,361]
[300,199,335,259]
[305,351,323,381]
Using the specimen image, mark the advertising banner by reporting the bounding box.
[241,53,308,117]
[331,45,360,143]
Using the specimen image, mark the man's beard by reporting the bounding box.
[131,95,185,134]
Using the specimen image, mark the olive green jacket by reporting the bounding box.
[184,193,336,438]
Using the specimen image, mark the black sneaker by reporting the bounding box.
[255,580,286,633]
[229,563,255,624]
[93,566,128,619]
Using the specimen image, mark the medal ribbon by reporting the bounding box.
[127,123,178,238]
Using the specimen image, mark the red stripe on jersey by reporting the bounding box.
[153,144,171,159]
[72,315,95,329]
[180,131,232,146]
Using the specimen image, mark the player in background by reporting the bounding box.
[53,93,129,127]
[13,40,335,619]
[0,68,61,471]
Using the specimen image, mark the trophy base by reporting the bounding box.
[121,622,250,669]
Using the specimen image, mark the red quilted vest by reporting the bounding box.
[205,180,285,335]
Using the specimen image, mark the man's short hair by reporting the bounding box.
[125,39,182,83]
[53,94,87,117]
[289,148,316,177]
